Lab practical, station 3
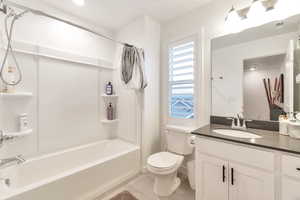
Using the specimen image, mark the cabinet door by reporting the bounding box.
[229,163,274,200]
[196,154,228,200]
[282,177,300,200]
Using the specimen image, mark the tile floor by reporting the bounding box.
[98,174,195,200]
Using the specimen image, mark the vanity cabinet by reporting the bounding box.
[228,162,274,200]
[196,137,275,200]
[196,155,228,200]
[281,155,300,200]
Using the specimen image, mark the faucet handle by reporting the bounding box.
[227,117,236,128]
[242,119,252,129]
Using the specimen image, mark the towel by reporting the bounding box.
[121,44,147,90]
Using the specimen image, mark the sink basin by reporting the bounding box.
[213,129,262,139]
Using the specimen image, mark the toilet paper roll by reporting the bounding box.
[188,135,196,147]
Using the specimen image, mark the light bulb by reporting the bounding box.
[72,0,85,6]
[225,7,243,33]
[247,0,267,27]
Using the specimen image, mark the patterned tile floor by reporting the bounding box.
[98,174,195,200]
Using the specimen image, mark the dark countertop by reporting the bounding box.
[192,124,300,155]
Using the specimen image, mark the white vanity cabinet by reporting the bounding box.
[228,162,274,200]
[281,155,300,200]
[196,137,275,200]
[196,155,228,200]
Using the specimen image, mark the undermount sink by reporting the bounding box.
[213,129,262,139]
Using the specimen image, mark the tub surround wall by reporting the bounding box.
[0,0,116,158]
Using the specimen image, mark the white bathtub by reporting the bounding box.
[0,139,140,200]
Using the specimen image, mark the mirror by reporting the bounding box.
[211,14,300,122]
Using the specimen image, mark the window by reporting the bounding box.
[169,39,195,119]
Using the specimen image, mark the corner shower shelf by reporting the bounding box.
[4,129,33,138]
[101,119,119,124]
[0,92,33,98]
[101,94,118,98]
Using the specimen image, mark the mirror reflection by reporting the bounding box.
[212,14,300,122]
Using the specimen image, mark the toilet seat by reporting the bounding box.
[147,152,183,172]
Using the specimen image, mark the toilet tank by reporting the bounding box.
[165,125,194,155]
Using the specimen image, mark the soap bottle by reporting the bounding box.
[107,103,114,120]
[105,82,113,95]
[279,114,288,136]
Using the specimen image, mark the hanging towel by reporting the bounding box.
[121,44,147,90]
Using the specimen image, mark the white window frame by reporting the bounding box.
[167,35,199,123]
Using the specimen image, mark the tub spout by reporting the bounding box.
[0,155,26,169]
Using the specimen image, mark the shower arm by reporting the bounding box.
[0,0,130,46]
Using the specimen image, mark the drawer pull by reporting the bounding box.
[297,168,300,171]
[231,168,234,185]
[222,165,226,183]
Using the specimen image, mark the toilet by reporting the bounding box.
[147,126,195,197]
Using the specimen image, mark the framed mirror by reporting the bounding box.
[211,14,300,122]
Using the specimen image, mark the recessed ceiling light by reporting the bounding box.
[72,0,85,6]
[249,67,257,71]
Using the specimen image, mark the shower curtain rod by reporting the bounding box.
[1,0,131,46]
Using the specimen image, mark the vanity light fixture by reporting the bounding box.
[225,6,243,33]
[72,0,85,6]
[225,0,300,34]
[247,0,267,26]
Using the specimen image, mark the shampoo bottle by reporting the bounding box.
[107,103,114,120]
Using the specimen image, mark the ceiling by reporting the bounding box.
[39,0,212,31]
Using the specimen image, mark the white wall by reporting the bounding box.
[161,0,299,129]
[212,32,296,118]
[115,16,161,168]
[0,0,117,158]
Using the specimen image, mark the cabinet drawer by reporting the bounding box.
[196,137,275,171]
[282,155,300,179]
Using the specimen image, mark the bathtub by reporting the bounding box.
[0,139,140,200]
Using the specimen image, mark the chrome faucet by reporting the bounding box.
[227,114,252,130]
[0,155,26,169]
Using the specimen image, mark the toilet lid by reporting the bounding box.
[147,152,181,169]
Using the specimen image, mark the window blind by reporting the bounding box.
[169,40,195,119]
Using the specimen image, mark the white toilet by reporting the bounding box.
[147,126,194,197]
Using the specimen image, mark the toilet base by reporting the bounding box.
[153,172,181,197]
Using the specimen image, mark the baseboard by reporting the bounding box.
[79,169,140,200]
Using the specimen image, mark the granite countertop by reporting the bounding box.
[192,124,300,155]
